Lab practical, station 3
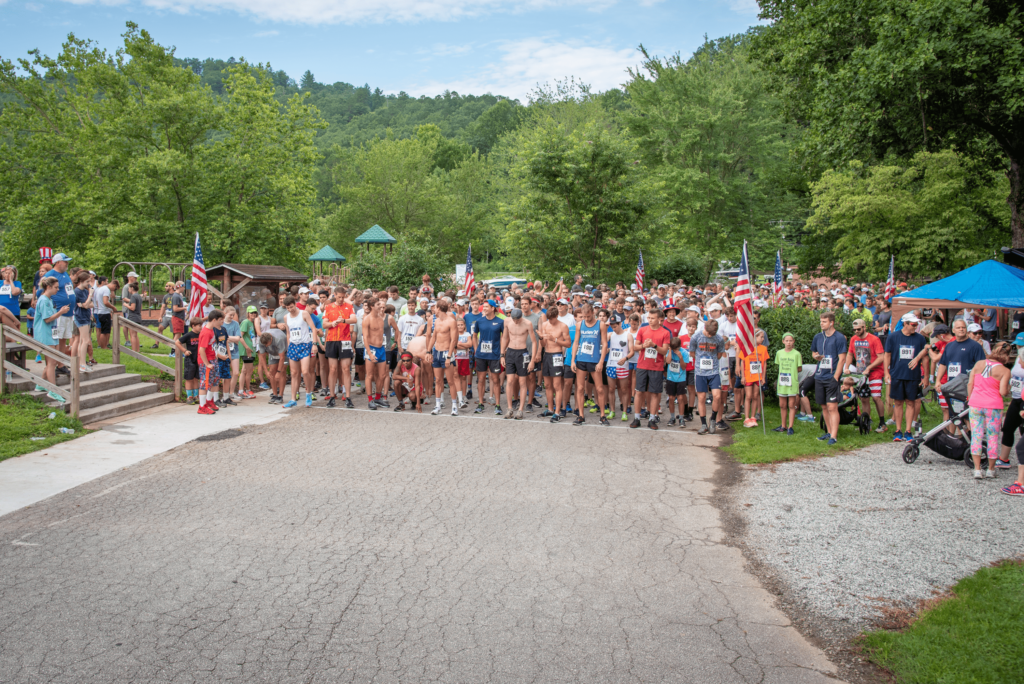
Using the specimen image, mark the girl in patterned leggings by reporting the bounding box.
[966,343,1011,480]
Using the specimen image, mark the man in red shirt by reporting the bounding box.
[322,286,357,409]
[847,317,886,432]
[197,310,225,415]
[631,308,671,430]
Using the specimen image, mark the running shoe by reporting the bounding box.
[716,421,729,432]
[368,401,378,411]
[827,438,838,446]
[875,423,888,433]
[512,400,520,411]
[600,417,610,426]
[629,417,641,429]
[540,410,554,418]
[504,410,515,420]
[697,424,709,435]
[459,400,468,410]
[525,402,534,413]
[269,395,281,404]
[224,398,237,406]
[885,418,896,426]
[973,470,984,480]
[667,416,677,426]
[787,428,794,436]
[818,433,830,441]
[797,413,815,423]
[621,411,629,422]
[772,426,786,432]
[198,405,214,415]
[1000,482,1024,496]
[283,400,297,408]
[168,352,177,358]
[550,414,561,423]
[640,409,650,420]
[589,405,599,413]
[994,459,1013,469]
[475,403,485,414]
[605,409,614,419]
[377,399,391,409]
[34,385,46,392]
[47,390,66,404]
[150,343,159,349]
[648,419,658,431]
[515,410,524,420]
[259,382,270,390]
[531,398,543,409]
[394,404,405,412]
[584,399,595,409]
[708,419,716,435]
[305,394,312,407]
[725,412,742,421]
[209,402,219,411]
[744,418,758,428]
[451,405,458,416]
[572,416,585,426]
[326,397,336,408]
[985,469,997,478]
[214,400,225,408]
[345,398,355,409]
[495,407,503,416]
[187,397,196,405]
[892,431,904,442]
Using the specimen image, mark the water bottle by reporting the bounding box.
[58,427,74,435]
[47,412,56,420]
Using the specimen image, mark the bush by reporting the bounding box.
[758,306,856,398]
[349,241,455,292]
[646,251,707,286]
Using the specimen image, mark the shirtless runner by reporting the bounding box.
[539,307,571,423]
[362,297,399,410]
[501,307,539,420]
[427,300,459,415]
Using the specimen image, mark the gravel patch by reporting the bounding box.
[739,440,1022,628]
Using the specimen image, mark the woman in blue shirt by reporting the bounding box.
[0,265,22,328]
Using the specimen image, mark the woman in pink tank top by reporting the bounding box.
[967,343,1011,477]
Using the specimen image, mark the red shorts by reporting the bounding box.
[457,359,471,376]
[171,317,186,334]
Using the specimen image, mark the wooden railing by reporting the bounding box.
[111,315,182,401]
[0,324,81,417]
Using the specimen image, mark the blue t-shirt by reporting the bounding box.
[463,311,484,337]
[884,331,928,381]
[475,315,504,360]
[0,280,22,320]
[26,306,35,333]
[213,326,229,360]
[938,338,986,381]
[73,287,91,326]
[811,330,848,380]
[222,320,242,359]
[40,269,75,318]
[667,349,689,382]
[33,295,57,346]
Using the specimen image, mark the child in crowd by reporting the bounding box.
[666,337,690,426]
[197,310,225,414]
[221,306,243,403]
[840,376,858,403]
[774,332,802,434]
[213,311,233,406]
[174,318,204,404]
[738,330,769,428]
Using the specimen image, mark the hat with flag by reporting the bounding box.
[39,246,53,263]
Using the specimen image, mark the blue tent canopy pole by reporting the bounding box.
[892,260,1024,323]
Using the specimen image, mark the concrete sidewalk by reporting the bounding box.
[0,396,288,518]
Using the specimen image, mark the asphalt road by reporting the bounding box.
[0,408,838,683]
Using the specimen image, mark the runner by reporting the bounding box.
[631,307,671,430]
[425,299,458,415]
[774,333,802,434]
[323,286,356,408]
[605,314,634,423]
[847,318,887,432]
[238,306,258,398]
[222,306,243,404]
[689,318,727,435]
[196,310,225,415]
[282,295,318,408]
[363,297,399,410]
[883,313,929,442]
[502,307,539,420]
[737,330,769,428]
[665,337,689,427]
[454,316,473,408]
[570,303,609,426]
[538,307,571,422]
[174,318,203,405]
[393,351,421,412]
[812,311,849,444]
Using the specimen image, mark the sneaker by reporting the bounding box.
[892,431,904,442]
[886,418,896,426]
[531,398,542,409]
[827,438,838,446]
[451,405,459,416]
[515,410,524,420]
[47,390,66,404]
[377,399,391,409]
[525,402,534,413]
[540,409,554,418]
[209,402,219,411]
[34,384,46,392]
[668,416,677,426]
[744,419,758,428]
[716,421,729,432]
[589,405,599,414]
[345,398,355,409]
[214,400,225,408]
[629,417,641,429]
[621,411,629,422]
[494,407,503,416]
[973,470,983,480]
[504,410,515,420]
[985,469,996,479]
[269,395,282,404]
[698,424,709,435]
[1001,482,1024,496]
[368,401,378,411]
[640,409,650,420]
[725,412,742,421]
[198,405,215,415]
[187,397,196,405]
[787,427,794,436]
[797,413,815,423]
[168,352,177,358]
[573,416,585,426]
[875,423,888,433]
[475,403,485,414]
[459,400,468,410]
[512,400,520,411]
[431,406,441,415]
[224,398,237,406]
[600,417,610,426]
[818,434,830,441]
[708,419,717,435]
[305,394,313,407]
[605,408,614,419]
[550,413,562,423]
[772,426,786,432]
[648,419,658,431]
[283,400,297,408]
[326,397,336,408]
[259,382,270,390]
[994,459,1013,469]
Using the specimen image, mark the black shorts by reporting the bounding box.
[686,373,695,387]
[240,356,254,364]
[890,378,921,402]
[541,351,564,378]
[354,348,365,366]
[814,376,840,405]
[504,348,530,377]
[184,363,199,381]
[575,360,598,373]
[96,313,112,335]
[799,375,816,398]
[475,357,501,374]
[325,340,354,360]
[666,380,686,396]
[387,347,398,371]
[636,368,664,394]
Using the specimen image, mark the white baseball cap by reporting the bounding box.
[127,271,138,278]
[298,286,310,294]
[967,323,982,333]
[708,303,723,311]
[901,312,921,323]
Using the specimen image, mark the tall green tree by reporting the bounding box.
[624,34,806,280]
[753,0,1024,245]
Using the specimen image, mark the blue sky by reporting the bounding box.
[0,1,762,100]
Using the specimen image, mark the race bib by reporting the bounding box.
[720,367,730,382]
[581,342,595,356]
[668,362,681,374]
[1015,321,1020,330]
[289,328,303,343]
[609,348,624,361]
[402,333,413,347]
[480,341,493,354]
[216,343,227,356]
[0,285,10,296]
[643,347,658,360]
[947,363,961,378]
[1011,378,1023,396]
[749,361,762,375]
[227,342,235,353]
[779,372,792,387]
[899,345,913,360]
[64,283,74,296]
[341,340,352,351]
[820,356,833,371]
[699,357,714,371]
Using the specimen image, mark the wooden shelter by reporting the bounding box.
[355,225,397,256]
[204,263,309,312]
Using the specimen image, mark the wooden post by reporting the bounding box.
[112,314,120,364]
[174,348,181,402]
[0,323,6,396]
[70,361,80,419]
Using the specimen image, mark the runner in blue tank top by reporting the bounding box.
[570,303,610,426]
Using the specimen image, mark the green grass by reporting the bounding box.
[0,393,87,462]
[723,400,944,464]
[861,560,1024,684]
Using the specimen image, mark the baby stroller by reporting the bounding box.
[818,374,873,435]
[901,373,983,468]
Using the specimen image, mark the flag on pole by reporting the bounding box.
[635,250,645,294]
[186,233,208,321]
[734,241,756,357]
[884,255,895,301]
[464,245,476,296]
[773,250,784,306]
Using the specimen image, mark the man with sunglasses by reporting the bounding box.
[847,318,887,432]
[884,313,931,441]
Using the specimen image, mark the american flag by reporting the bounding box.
[734,241,756,357]
[186,232,207,321]
[884,255,895,301]
[635,251,645,294]
[773,250,784,306]
[464,245,475,296]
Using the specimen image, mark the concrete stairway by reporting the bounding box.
[8,361,174,424]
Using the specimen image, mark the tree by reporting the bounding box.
[349,241,454,292]
[300,70,319,91]
[802,151,1009,281]
[624,34,806,281]
[753,0,1024,245]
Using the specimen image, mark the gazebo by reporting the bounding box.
[308,245,347,280]
[355,224,397,256]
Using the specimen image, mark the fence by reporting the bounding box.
[111,316,182,401]
[0,324,81,418]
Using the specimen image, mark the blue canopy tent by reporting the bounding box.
[892,260,1024,320]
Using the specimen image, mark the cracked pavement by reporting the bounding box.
[0,410,839,683]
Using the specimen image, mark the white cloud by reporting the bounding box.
[253,29,279,37]
[406,38,638,101]
[52,0,618,24]
[723,0,759,15]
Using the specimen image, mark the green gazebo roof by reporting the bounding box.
[354,225,397,244]
[308,245,347,262]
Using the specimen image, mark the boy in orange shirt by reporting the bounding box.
[738,330,769,428]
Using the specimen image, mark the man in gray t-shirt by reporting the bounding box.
[258,327,289,400]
